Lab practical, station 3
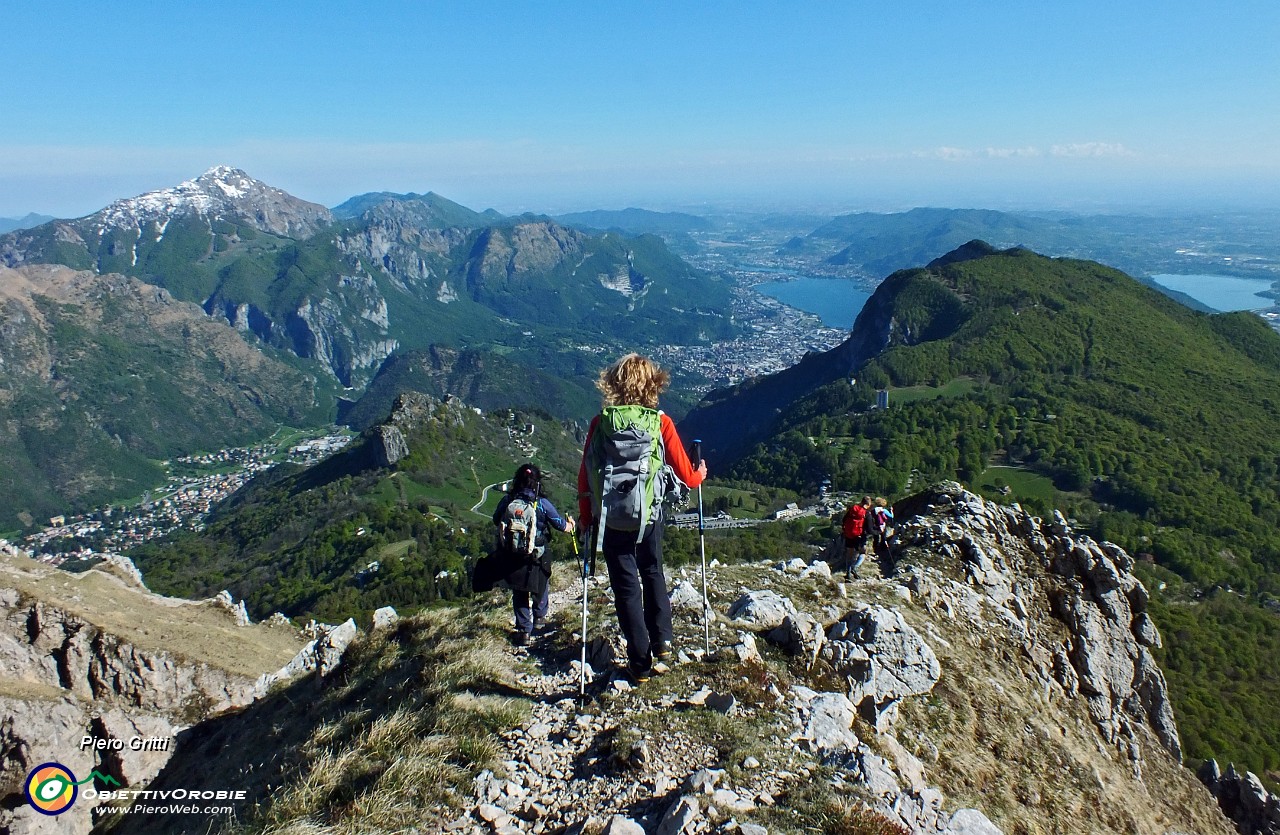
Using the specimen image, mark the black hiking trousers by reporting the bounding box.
[603,521,672,673]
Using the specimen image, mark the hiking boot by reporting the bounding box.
[627,663,652,684]
[653,640,673,661]
[512,630,529,647]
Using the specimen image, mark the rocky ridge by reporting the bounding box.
[434,483,1229,835]
[1198,760,1280,835]
[0,484,1238,834]
[0,551,360,835]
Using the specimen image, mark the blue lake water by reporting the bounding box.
[753,274,872,330]
[1150,274,1276,312]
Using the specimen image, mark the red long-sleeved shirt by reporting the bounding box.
[577,412,704,526]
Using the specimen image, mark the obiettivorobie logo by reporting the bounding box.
[24,762,120,816]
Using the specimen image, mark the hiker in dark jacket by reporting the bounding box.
[493,463,574,646]
[577,354,706,682]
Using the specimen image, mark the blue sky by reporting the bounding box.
[3,1,1278,217]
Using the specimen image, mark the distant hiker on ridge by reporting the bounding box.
[578,354,706,683]
[493,463,574,647]
[870,496,895,557]
[841,495,871,578]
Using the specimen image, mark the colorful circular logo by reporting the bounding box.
[25,762,78,816]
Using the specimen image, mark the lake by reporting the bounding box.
[753,274,872,330]
[1150,274,1276,312]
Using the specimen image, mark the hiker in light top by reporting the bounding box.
[578,354,706,682]
[493,463,574,647]
[871,496,895,555]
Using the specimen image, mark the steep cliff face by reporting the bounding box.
[465,222,588,292]
[0,575,362,835]
[0,552,310,835]
[285,272,399,387]
[329,192,483,314]
[334,214,469,292]
[890,484,1181,764]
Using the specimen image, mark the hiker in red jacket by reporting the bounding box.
[841,496,871,578]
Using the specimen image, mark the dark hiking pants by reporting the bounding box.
[513,585,549,635]
[603,522,672,672]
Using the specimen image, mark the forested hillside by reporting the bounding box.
[0,264,327,527]
[720,243,1280,781]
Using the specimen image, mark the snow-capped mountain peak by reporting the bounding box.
[94,166,333,239]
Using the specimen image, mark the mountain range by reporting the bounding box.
[0,167,736,390]
[0,168,737,524]
[779,206,1280,295]
[5,177,1280,830]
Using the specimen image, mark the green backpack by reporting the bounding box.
[585,405,668,542]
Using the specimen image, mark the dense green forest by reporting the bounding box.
[729,245,1280,782]
[1147,581,1280,777]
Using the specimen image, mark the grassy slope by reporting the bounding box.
[0,551,302,677]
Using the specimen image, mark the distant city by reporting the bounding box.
[652,287,846,392]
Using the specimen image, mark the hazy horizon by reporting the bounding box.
[4,2,1279,218]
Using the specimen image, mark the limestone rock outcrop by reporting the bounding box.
[823,604,941,732]
[893,482,1181,764]
[2,598,259,714]
[1199,759,1280,835]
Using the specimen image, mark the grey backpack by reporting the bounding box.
[585,405,683,543]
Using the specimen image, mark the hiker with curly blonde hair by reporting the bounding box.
[578,354,706,682]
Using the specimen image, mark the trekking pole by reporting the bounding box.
[845,529,852,580]
[694,440,710,656]
[574,531,588,703]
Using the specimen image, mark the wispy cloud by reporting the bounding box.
[914,147,976,161]
[899,142,1138,163]
[1049,142,1135,158]
[985,146,1042,158]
